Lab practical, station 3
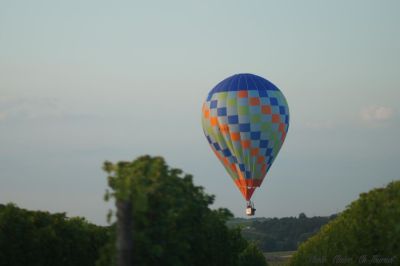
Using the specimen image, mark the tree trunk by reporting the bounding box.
[116,199,133,266]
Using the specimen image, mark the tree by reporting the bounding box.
[103,160,134,266]
[298,213,307,219]
[99,155,268,266]
[290,180,400,265]
[238,243,270,266]
[0,203,109,266]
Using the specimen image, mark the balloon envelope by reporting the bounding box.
[201,73,289,201]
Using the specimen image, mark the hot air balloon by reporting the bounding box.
[201,73,289,215]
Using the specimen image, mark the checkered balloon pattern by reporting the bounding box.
[201,73,289,201]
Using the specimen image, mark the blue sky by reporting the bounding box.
[1,1,399,224]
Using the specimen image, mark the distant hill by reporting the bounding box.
[228,214,337,252]
[227,217,269,227]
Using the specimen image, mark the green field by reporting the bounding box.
[264,251,295,266]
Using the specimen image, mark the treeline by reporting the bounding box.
[0,203,109,266]
[0,155,268,266]
[229,214,336,252]
[290,180,400,265]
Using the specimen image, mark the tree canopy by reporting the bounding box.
[290,180,400,265]
[0,203,108,266]
[98,155,268,266]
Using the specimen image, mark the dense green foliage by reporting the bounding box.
[98,155,268,266]
[290,180,400,265]
[238,242,271,266]
[0,203,109,266]
[230,214,335,252]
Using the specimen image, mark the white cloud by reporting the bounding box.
[360,106,394,122]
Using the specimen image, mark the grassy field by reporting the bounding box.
[264,251,295,266]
